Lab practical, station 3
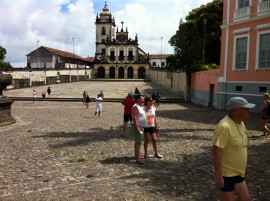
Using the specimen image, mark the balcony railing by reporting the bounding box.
[118,56,125,61]
[258,0,270,14]
[127,56,134,61]
[109,56,115,61]
[234,6,251,19]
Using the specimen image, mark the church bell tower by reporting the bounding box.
[95,2,116,59]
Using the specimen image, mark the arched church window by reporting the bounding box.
[102,27,106,35]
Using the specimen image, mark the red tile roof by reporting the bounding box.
[148,54,171,59]
[43,46,86,61]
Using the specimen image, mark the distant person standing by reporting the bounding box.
[95,95,103,117]
[99,91,104,99]
[42,91,46,100]
[121,93,136,137]
[156,92,161,107]
[85,94,91,109]
[33,90,37,103]
[82,91,87,105]
[152,92,157,105]
[47,86,51,97]
[133,87,141,99]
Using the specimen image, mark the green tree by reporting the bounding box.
[169,0,223,73]
[0,46,7,61]
[0,45,12,70]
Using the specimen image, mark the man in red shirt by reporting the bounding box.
[121,93,136,137]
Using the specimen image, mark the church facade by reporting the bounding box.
[93,2,150,79]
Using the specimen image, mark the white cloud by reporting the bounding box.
[0,0,213,67]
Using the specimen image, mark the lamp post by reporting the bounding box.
[37,40,39,68]
[160,36,163,67]
[72,38,75,56]
[203,19,207,62]
[72,37,75,69]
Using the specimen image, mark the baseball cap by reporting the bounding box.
[227,97,255,110]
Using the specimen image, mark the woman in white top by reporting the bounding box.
[95,95,103,117]
[143,96,163,159]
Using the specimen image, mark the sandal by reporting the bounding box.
[155,153,163,159]
[136,160,145,164]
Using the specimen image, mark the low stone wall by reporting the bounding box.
[149,69,188,100]
[6,69,93,89]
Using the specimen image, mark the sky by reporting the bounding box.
[0,0,213,67]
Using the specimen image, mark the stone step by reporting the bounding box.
[9,97,185,103]
[90,78,151,82]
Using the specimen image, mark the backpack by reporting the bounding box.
[267,101,270,116]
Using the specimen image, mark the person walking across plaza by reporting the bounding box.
[95,94,103,117]
[143,96,163,159]
[33,90,37,103]
[121,92,136,137]
[259,92,270,136]
[82,91,87,105]
[132,95,145,164]
[85,94,91,109]
[213,97,255,201]
[47,86,51,97]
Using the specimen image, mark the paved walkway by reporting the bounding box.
[0,82,270,200]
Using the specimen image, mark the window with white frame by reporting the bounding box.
[258,33,270,69]
[238,0,249,8]
[235,37,248,70]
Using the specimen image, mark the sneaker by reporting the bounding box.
[155,153,163,159]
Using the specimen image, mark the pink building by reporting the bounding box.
[191,0,270,112]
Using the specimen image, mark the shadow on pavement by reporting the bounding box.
[33,127,128,149]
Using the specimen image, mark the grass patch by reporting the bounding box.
[182,154,188,160]
[0,185,8,189]
[69,157,87,163]
[77,157,87,162]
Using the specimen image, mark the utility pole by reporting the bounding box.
[72,38,75,57]
[37,40,39,68]
[161,37,163,67]
[203,19,207,62]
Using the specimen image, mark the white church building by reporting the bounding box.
[93,2,150,79]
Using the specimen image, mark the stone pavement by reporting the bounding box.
[0,82,270,200]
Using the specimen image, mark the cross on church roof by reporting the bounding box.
[121,21,124,32]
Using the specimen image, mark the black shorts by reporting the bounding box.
[143,127,155,134]
[124,114,132,123]
[219,176,245,192]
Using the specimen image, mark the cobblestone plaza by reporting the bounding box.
[0,81,269,200]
